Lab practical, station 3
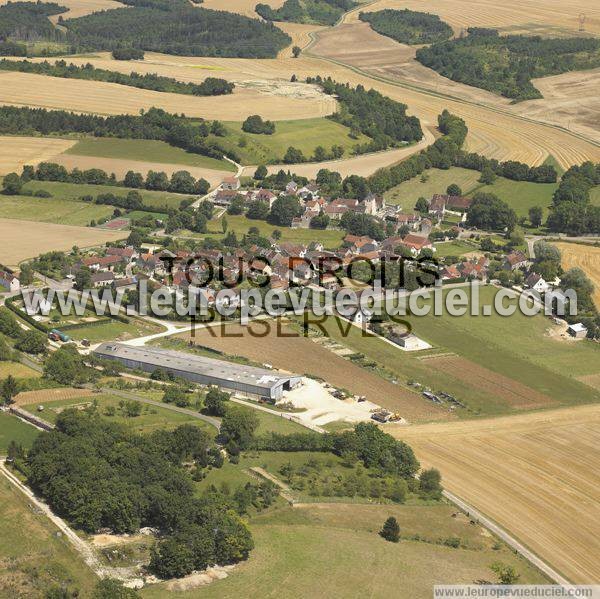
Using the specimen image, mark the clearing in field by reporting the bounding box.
[0,476,97,595]
[0,136,75,176]
[553,242,600,309]
[0,217,126,267]
[169,321,448,423]
[65,138,233,172]
[394,404,600,584]
[142,501,546,598]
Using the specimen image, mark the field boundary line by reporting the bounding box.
[443,488,571,585]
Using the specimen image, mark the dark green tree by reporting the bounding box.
[380,516,400,542]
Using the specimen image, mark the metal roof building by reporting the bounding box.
[94,342,302,400]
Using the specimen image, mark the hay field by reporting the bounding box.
[0,136,75,175]
[132,52,600,169]
[200,0,284,18]
[348,0,600,37]
[308,23,600,164]
[553,242,600,309]
[14,388,94,407]
[394,404,600,584]
[170,321,449,422]
[0,70,335,121]
[0,218,126,267]
[51,154,227,189]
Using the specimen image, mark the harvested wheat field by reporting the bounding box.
[349,0,600,36]
[14,388,93,407]
[0,70,335,121]
[0,0,126,21]
[553,242,600,309]
[277,22,327,57]
[308,23,600,166]
[0,136,75,175]
[393,404,600,583]
[201,0,284,18]
[423,355,555,410]
[52,154,227,189]
[172,321,448,422]
[0,218,126,267]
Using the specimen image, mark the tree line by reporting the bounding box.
[0,59,235,96]
[546,161,600,235]
[416,28,600,101]
[0,1,66,46]
[359,9,453,45]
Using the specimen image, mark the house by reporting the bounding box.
[400,234,434,255]
[285,181,299,195]
[392,212,421,231]
[503,251,529,271]
[459,256,489,280]
[91,271,115,287]
[81,255,122,272]
[214,189,240,206]
[567,323,588,339]
[388,332,422,350]
[525,273,549,293]
[255,189,277,208]
[446,196,472,212]
[350,307,372,326]
[106,246,138,261]
[441,264,461,280]
[221,176,240,191]
[0,270,20,292]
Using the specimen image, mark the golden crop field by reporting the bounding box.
[0,70,336,121]
[394,404,600,584]
[200,0,284,18]
[0,218,127,267]
[0,0,126,21]
[0,136,75,175]
[52,153,228,188]
[14,388,94,406]
[349,0,600,36]
[553,242,600,309]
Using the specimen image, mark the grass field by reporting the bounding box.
[0,412,40,453]
[0,195,114,226]
[66,138,234,172]
[396,404,600,584]
[383,167,557,220]
[433,240,480,258]
[553,242,600,309]
[0,361,40,378]
[306,285,600,416]
[60,317,164,344]
[0,478,97,596]
[194,214,345,247]
[143,501,546,598]
[215,118,371,166]
[0,217,127,267]
[384,168,481,209]
[19,392,217,435]
[20,179,196,211]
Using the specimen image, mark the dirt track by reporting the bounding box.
[393,404,600,583]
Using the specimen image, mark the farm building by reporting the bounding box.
[94,343,302,400]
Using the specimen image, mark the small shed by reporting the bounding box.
[567,323,588,339]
